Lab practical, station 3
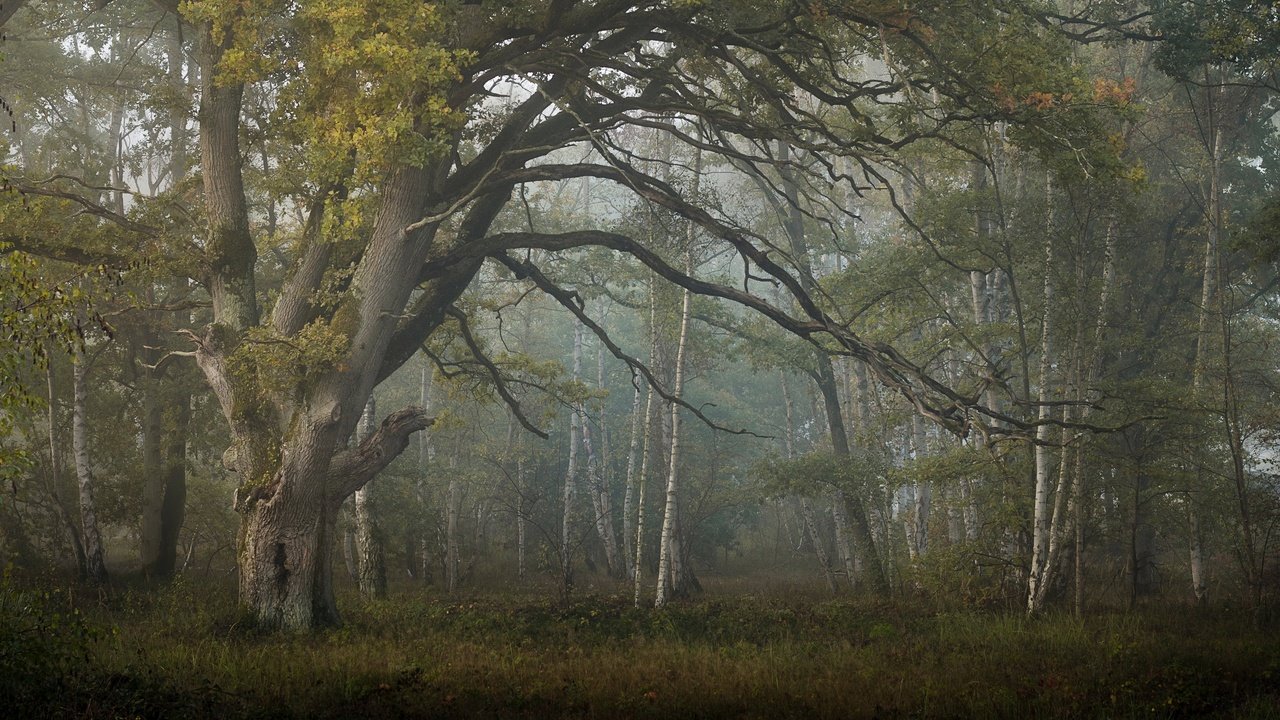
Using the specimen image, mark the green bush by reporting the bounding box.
[0,574,98,708]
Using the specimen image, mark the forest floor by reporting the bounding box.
[4,574,1280,719]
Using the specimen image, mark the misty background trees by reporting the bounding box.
[1,0,1279,630]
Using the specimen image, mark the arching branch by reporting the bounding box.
[445,305,549,439]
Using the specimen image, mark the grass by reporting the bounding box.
[5,576,1280,719]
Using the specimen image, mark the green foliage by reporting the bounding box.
[183,0,471,188]
[231,319,352,398]
[752,450,888,499]
[1152,0,1280,78]
[0,574,99,708]
[0,241,118,480]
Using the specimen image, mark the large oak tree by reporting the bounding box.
[5,0,1101,630]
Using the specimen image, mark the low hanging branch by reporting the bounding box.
[494,251,772,441]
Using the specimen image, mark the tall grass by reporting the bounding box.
[5,577,1278,719]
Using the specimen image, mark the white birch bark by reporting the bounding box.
[633,280,659,608]
[1070,219,1117,614]
[622,383,642,580]
[418,364,434,583]
[655,215,696,608]
[560,321,583,598]
[446,448,461,594]
[73,347,108,584]
[354,396,387,598]
[1027,176,1056,615]
[1186,73,1230,604]
[47,357,87,576]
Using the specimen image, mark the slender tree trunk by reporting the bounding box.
[418,364,434,583]
[561,322,583,599]
[633,384,656,608]
[354,397,387,599]
[152,394,190,579]
[583,334,621,577]
[139,353,165,574]
[906,413,931,560]
[1027,176,1056,615]
[446,449,461,594]
[655,216,695,608]
[516,454,527,582]
[73,348,108,584]
[48,357,87,577]
[1189,161,1218,606]
[622,383,642,580]
[777,141,886,594]
[633,277,659,608]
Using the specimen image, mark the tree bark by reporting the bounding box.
[906,414,931,561]
[622,383,642,580]
[47,357,87,577]
[655,226,694,608]
[633,280,659,608]
[354,397,388,599]
[584,333,621,577]
[777,140,886,594]
[560,321,583,599]
[73,348,108,585]
[446,446,461,594]
[1027,176,1056,615]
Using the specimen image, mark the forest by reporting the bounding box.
[2,0,1280,717]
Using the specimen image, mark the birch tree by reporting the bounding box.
[72,345,107,584]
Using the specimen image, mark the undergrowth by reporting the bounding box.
[4,577,1279,719]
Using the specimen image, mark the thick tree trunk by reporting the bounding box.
[72,350,108,585]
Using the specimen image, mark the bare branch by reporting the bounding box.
[445,305,549,439]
